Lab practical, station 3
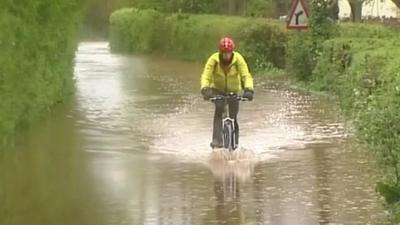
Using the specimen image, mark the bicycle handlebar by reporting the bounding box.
[209,95,249,102]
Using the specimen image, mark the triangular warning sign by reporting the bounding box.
[287,0,309,29]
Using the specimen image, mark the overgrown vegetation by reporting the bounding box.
[286,2,400,221]
[286,0,338,81]
[83,0,294,38]
[0,0,84,145]
[310,34,400,223]
[109,8,287,70]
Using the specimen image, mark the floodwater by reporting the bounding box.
[0,42,389,225]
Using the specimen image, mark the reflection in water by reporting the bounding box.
[0,42,390,225]
[208,150,256,225]
[213,179,242,225]
[313,147,332,225]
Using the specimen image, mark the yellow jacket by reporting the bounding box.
[200,52,254,94]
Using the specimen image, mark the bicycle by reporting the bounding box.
[210,93,248,152]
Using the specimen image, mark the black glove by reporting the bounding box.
[243,88,254,101]
[201,87,214,100]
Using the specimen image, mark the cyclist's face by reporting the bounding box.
[221,51,233,61]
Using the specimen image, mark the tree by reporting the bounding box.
[126,0,217,13]
[347,0,379,22]
[347,0,363,22]
[183,0,218,14]
[275,0,292,16]
[310,0,336,40]
[216,0,247,15]
[84,0,125,35]
[244,0,292,18]
[391,0,400,9]
[327,0,339,21]
[246,0,274,17]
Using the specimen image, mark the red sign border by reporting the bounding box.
[286,0,310,30]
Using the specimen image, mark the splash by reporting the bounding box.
[208,148,257,183]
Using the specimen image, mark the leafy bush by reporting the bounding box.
[283,17,400,220]
[0,0,84,144]
[286,32,315,81]
[338,22,400,39]
[109,8,288,70]
[311,34,400,222]
[239,18,287,70]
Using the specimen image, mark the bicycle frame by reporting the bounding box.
[210,94,248,151]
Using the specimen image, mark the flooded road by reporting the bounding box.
[0,42,389,225]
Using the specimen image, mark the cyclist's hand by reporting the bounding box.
[201,87,213,100]
[243,89,254,101]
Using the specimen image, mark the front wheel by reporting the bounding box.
[223,120,236,151]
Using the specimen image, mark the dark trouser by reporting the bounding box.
[212,97,239,147]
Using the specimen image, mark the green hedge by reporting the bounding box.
[286,22,399,81]
[285,22,400,221]
[338,22,400,39]
[310,34,400,222]
[0,0,84,144]
[109,8,288,70]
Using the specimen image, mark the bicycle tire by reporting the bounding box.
[230,124,236,151]
[223,120,235,151]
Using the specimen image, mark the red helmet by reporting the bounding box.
[218,37,235,52]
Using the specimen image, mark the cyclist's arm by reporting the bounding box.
[200,54,216,89]
[237,53,254,90]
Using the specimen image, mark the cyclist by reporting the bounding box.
[200,37,254,149]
